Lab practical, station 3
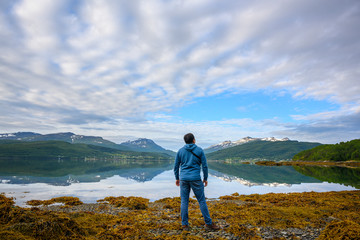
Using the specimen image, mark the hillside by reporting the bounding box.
[293,139,360,161]
[206,140,321,161]
[0,132,175,156]
[0,140,171,160]
[0,132,131,151]
[205,136,290,153]
[120,138,175,156]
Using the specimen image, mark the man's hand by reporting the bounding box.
[203,180,208,187]
[176,180,180,186]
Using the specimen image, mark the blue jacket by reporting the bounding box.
[174,143,208,181]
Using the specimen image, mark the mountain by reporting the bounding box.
[120,138,175,156]
[0,132,129,150]
[0,140,172,160]
[205,136,290,153]
[0,132,175,156]
[206,140,322,161]
[293,139,360,161]
[0,132,41,140]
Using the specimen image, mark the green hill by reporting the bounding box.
[0,140,171,160]
[206,140,321,161]
[0,132,132,151]
[119,138,176,156]
[0,132,176,156]
[293,139,360,161]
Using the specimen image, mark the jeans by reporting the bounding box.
[180,180,212,226]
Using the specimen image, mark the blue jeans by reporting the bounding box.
[180,180,212,226]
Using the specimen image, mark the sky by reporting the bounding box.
[0,0,359,151]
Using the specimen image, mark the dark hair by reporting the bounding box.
[184,133,195,144]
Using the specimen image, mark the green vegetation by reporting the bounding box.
[206,140,321,161]
[293,139,360,161]
[0,132,132,151]
[0,140,119,158]
[0,132,176,156]
[0,140,172,160]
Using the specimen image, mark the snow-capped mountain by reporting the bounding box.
[0,132,128,150]
[119,138,175,156]
[0,132,41,140]
[205,136,290,153]
[0,132,175,156]
[122,138,158,149]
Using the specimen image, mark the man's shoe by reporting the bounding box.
[182,225,190,231]
[205,223,220,231]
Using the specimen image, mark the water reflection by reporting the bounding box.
[208,161,321,185]
[0,157,173,185]
[0,158,358,206]
[1,158,359,188]
[293,165,360,189]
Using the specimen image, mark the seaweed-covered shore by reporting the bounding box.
[1,191,360,239]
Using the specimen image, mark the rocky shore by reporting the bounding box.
[1,190,360,239]
[39,202,325,240]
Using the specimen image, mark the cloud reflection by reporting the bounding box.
[1,170,356,207]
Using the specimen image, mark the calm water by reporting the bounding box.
[0,158,358,206]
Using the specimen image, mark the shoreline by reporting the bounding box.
[254,160,360,167]
[4,183,357,208]
[1,190,360,239]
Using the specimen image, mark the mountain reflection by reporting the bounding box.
[0,157,173,185]
[1,157,359,189]
[293,165,360,189]
[208,161,321,185]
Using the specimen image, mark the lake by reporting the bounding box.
[0,158,358,206]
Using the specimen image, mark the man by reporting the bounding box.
[174,133,220,231]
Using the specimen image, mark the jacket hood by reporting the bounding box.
[184,143,197,151]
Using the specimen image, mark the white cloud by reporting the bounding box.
[0,0,359,149]
[13,0,67,52]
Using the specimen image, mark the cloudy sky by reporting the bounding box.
[0,0,359,150]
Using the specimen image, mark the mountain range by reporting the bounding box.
[204,136,290,153]
[206,140,322,161]
[0,140,171,160]
[0,132,324,161]
[0,132,175,156]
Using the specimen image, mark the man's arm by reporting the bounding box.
[174,152,181,186]
[200,150,209,186]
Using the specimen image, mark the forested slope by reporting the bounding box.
[206,140,321,160]
[293,139,360,161]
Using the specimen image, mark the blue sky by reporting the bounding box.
[0,0,359,150]
[176,91,340,122]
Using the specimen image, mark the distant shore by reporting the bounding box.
[254,160,360,167]
[1,190,359,239]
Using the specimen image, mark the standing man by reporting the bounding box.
[174,133,220,230]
